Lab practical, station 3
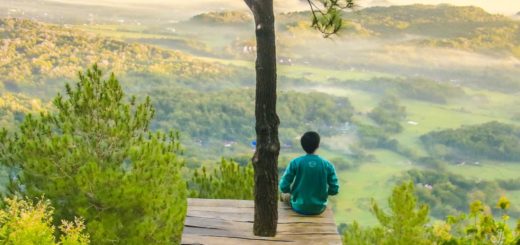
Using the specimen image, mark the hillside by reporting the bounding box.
[175,5,520,93]
[0,18,239,91]
[0,92,44,128]
[189,5,520,56]
[190,11,252,24]
[0,18,357,158]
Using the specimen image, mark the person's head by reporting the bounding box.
[300,131,320,154]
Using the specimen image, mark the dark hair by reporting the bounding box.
[300,131,320,154]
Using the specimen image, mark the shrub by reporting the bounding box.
[0,197,89,245]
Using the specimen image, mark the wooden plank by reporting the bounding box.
[188,205,291,213]
[184,227,294,241]
[276,234,342,244]
[188,198,255,208]
[188,206,254,213]
[181,234,292,245]
[182,198,342,245]
[187,209,334,223]
[181,233,342,245]
[185,216,338,234]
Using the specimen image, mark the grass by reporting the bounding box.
[333,150,413,225]
[507,190,520,209]
[445,161,520,180]
[277,65,391,82]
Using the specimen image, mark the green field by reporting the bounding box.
[333,150,412,225]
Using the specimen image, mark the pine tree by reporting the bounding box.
[189,159,254,200]
[343,183,520,244]
[370,182,430,245]
[0,65,187,244]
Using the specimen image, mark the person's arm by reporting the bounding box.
[327,162,339,196]
[279,161,296,193]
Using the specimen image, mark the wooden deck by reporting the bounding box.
[181,198,342,245]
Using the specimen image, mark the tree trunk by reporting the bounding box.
[245,0,280,237]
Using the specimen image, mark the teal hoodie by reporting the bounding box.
[279,154,339,215]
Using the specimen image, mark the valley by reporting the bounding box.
[1,2,520,227]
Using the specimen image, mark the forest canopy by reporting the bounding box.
[421,121,520,162]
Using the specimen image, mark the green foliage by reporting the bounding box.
[421,121,520,162]
[306,0,355,37]
[370,182,430,245]
[356,123,391,148]
[189,159,254,200]
[356,123,421,161]
[153,89,354,142]
[404,169,520,219]
[430,197,519,244]
[0,197,89,245]
[343,183,520,245]
[0,65,187,244]
[368,95,406,133]
[0,18,236,88]
[342,221,385,245]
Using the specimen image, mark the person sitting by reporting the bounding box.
[279,131,339,215]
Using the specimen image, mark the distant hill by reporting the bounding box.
[190,11,252,25]
[283,4,513,36]
[191,5,517,38]
[190,5,520,56]
[0,18,237,89]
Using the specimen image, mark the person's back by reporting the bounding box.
[279,131,339,215]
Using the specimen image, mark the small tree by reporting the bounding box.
[371,182,430,245]
[369,95,407,133]
[0,65,187,244]
[243,0,355,236]
[344,184,520,244]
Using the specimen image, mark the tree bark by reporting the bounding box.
[245,0,280,237]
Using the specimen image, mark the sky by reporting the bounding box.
[45,0,520,16]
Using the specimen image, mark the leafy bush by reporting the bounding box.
[430,197,519,244]
[0,197,89,245]
[343,183,520,245]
